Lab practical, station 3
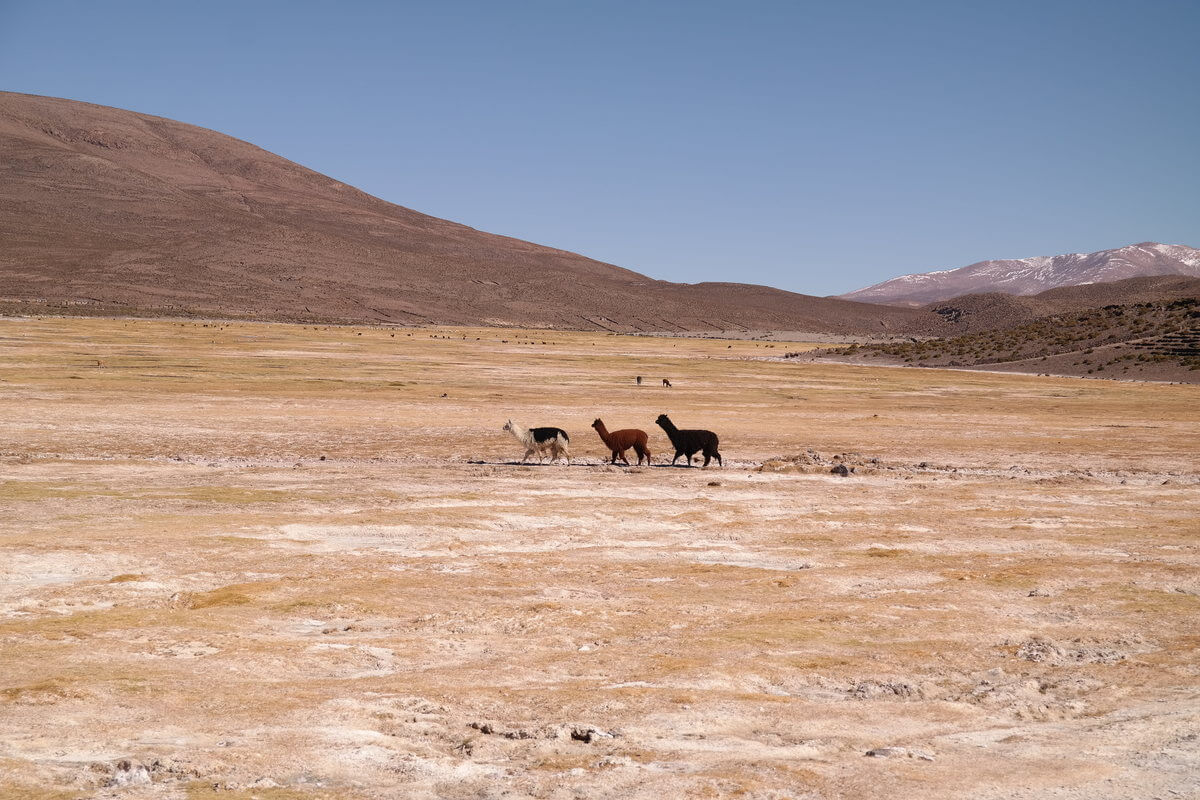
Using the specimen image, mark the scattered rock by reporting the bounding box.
[759,450,884,474]
[1027,588,1052,597]
[831,463,851,477]
[1016,637,1063,663]
[508,728,540,740]
[959,668,1103,720]
[757,450,825,473]
[571,727,615,743]
[707,480,721,486]
[1015,636,1129,665]
[850,680,920,700]
[865,746,933,760]
[469,721,547,740]
[108,759,151,787]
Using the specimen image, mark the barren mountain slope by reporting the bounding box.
[924,275,1200,333]
[0,91,939,335]
[843,243,1200,306]
[810,294,1200,383]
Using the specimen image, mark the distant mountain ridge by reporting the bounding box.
[0,91,940,335]
[842,243,1200,306]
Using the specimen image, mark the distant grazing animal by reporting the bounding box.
[503,420,570,465]
[636,376,643,385]
[591,419,652,466]
[662,378,672,387]
[655,414,721,467]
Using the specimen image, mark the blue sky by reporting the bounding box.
[2,0,1197,295]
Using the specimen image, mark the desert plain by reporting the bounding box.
[1,316,1198,800]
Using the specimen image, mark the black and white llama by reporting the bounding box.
[503,420,571,465]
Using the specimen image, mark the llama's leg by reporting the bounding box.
[619,449,630,466]
[714,450,722,467]
[672,450,681,465]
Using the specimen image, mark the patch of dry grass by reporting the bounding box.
[0,317,1197,799]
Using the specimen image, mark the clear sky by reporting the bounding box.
[2,1,1197,296]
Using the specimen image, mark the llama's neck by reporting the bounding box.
[657,418,679,436]
[507,424,532,446]
[594,422,611,443]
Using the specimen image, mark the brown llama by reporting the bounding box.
[591,419,652,466]
[662,378,672,387]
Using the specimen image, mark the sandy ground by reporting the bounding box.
[1,317,1198,800]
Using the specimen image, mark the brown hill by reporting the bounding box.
[924,275,1200,333]
[0,91,942,335]
[808,289,1200,383]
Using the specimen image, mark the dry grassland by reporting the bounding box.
[1,317,1198,799]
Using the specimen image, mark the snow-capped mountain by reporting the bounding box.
[841,243,1200,306]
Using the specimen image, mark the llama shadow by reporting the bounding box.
[465,460,719,469]
[468,460,582,467]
